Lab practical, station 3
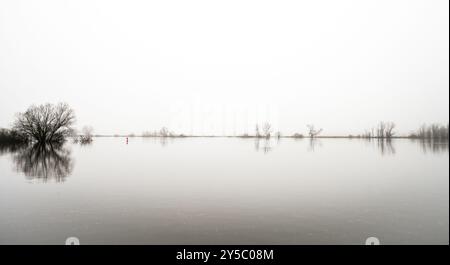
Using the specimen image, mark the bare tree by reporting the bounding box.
[262,122,272,139]
[306,124,322,138]
[255,124,260,138]
[418,124,427,138]
[82,126,94,138]
[411,123,449,140]
[377,122,386,138]
[159,127,169,137]
[375,121,396,139]
[13,103,75,143]
[384,122,396,139]
[79,125,94,143]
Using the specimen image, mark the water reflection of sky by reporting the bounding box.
[0,138,447,244]
[0,138,447,182]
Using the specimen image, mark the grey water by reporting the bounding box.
[0,137,448,244]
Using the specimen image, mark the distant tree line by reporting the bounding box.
[0,103,448,143]
[238,123,322,139]
[361,121,396,139]
[142,127,186,137]
[73,126,94,144]
[359,122,448,141]
[0,103,94,146]
[13,103,75,143]
[409,123,449,140]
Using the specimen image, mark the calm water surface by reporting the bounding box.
[0,138,448,244]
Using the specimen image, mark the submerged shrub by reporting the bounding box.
[0,128,28,144]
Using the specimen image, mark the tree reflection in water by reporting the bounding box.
[416,139,449,154]
[254,138,273,154]
[308,138,322,152]
[377,139,396,156]
[12,143,73,182]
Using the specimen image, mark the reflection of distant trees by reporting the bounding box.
[377,139,396,155]
[0,142,26,155]
[254,138,260,151]
[12,143,73,182]
[262,139,272,153]
[414,139,449,154]
[141,136,174,147]
[159,136,169,147]
[254,138,273,154]
[307,138,322,152]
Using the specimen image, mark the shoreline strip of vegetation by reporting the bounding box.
[0,103,448,144]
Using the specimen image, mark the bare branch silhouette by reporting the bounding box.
[262,122,273,139]
[13,103,75,143]
[306,124,322,138]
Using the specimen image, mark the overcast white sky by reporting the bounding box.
[0,0,448,135]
